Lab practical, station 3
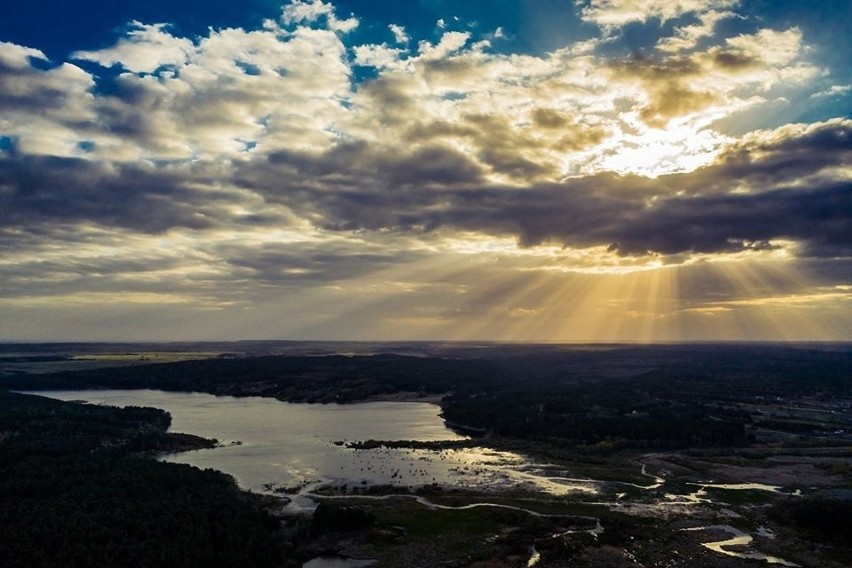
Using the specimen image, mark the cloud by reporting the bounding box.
[0,156,267,233]
[9,21,352,161]
[811,84,852,99]
[0,44,95,156]
[281,0,358,33]
[388,24,409,44]
[0,41,48,68]
[608,54,719,126]
[0,0,850,341]
[657,9,737,52]
[724,27,804,67]
[73,22,194,73]
[577,0,737,28]
[231,119,852,258]
[417,31,471,60]
[0,2,840,259]
[604,26,814,128]
[353,43,406,69]
[213,240,432,287]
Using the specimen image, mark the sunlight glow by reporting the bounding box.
[592,117,730,178]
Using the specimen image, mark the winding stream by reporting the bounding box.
[682,525,799,566]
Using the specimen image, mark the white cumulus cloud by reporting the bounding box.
[73,22,194,73]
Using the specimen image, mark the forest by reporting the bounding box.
[7,344,850,450]
[0,391,283,568]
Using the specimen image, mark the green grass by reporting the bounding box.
[702,487,779,506]
[372,501,503,538]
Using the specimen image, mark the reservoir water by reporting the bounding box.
[30,390,596,497]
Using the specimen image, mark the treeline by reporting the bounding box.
[4,345,850,450]
[441,346,849,449]
[0,391,283,568]
[441,380,751,449]
[7,346,850,403]
[3,354,502,402]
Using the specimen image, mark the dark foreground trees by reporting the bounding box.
[0,391,283,568]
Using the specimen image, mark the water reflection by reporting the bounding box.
[682,525,799,566]
[302,557,377,568]
[31,390,595,497]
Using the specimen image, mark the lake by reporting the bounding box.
[30,390,597,499]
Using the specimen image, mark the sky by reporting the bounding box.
[1,0,850,342]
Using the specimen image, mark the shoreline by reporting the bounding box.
[359,392,447,405]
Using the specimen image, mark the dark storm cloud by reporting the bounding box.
[262,141,485,193]
[236,120,852,258]
[3,118,850,262]
[712,121,852,182]
[0,156,284,233]
[606,182,852,256]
